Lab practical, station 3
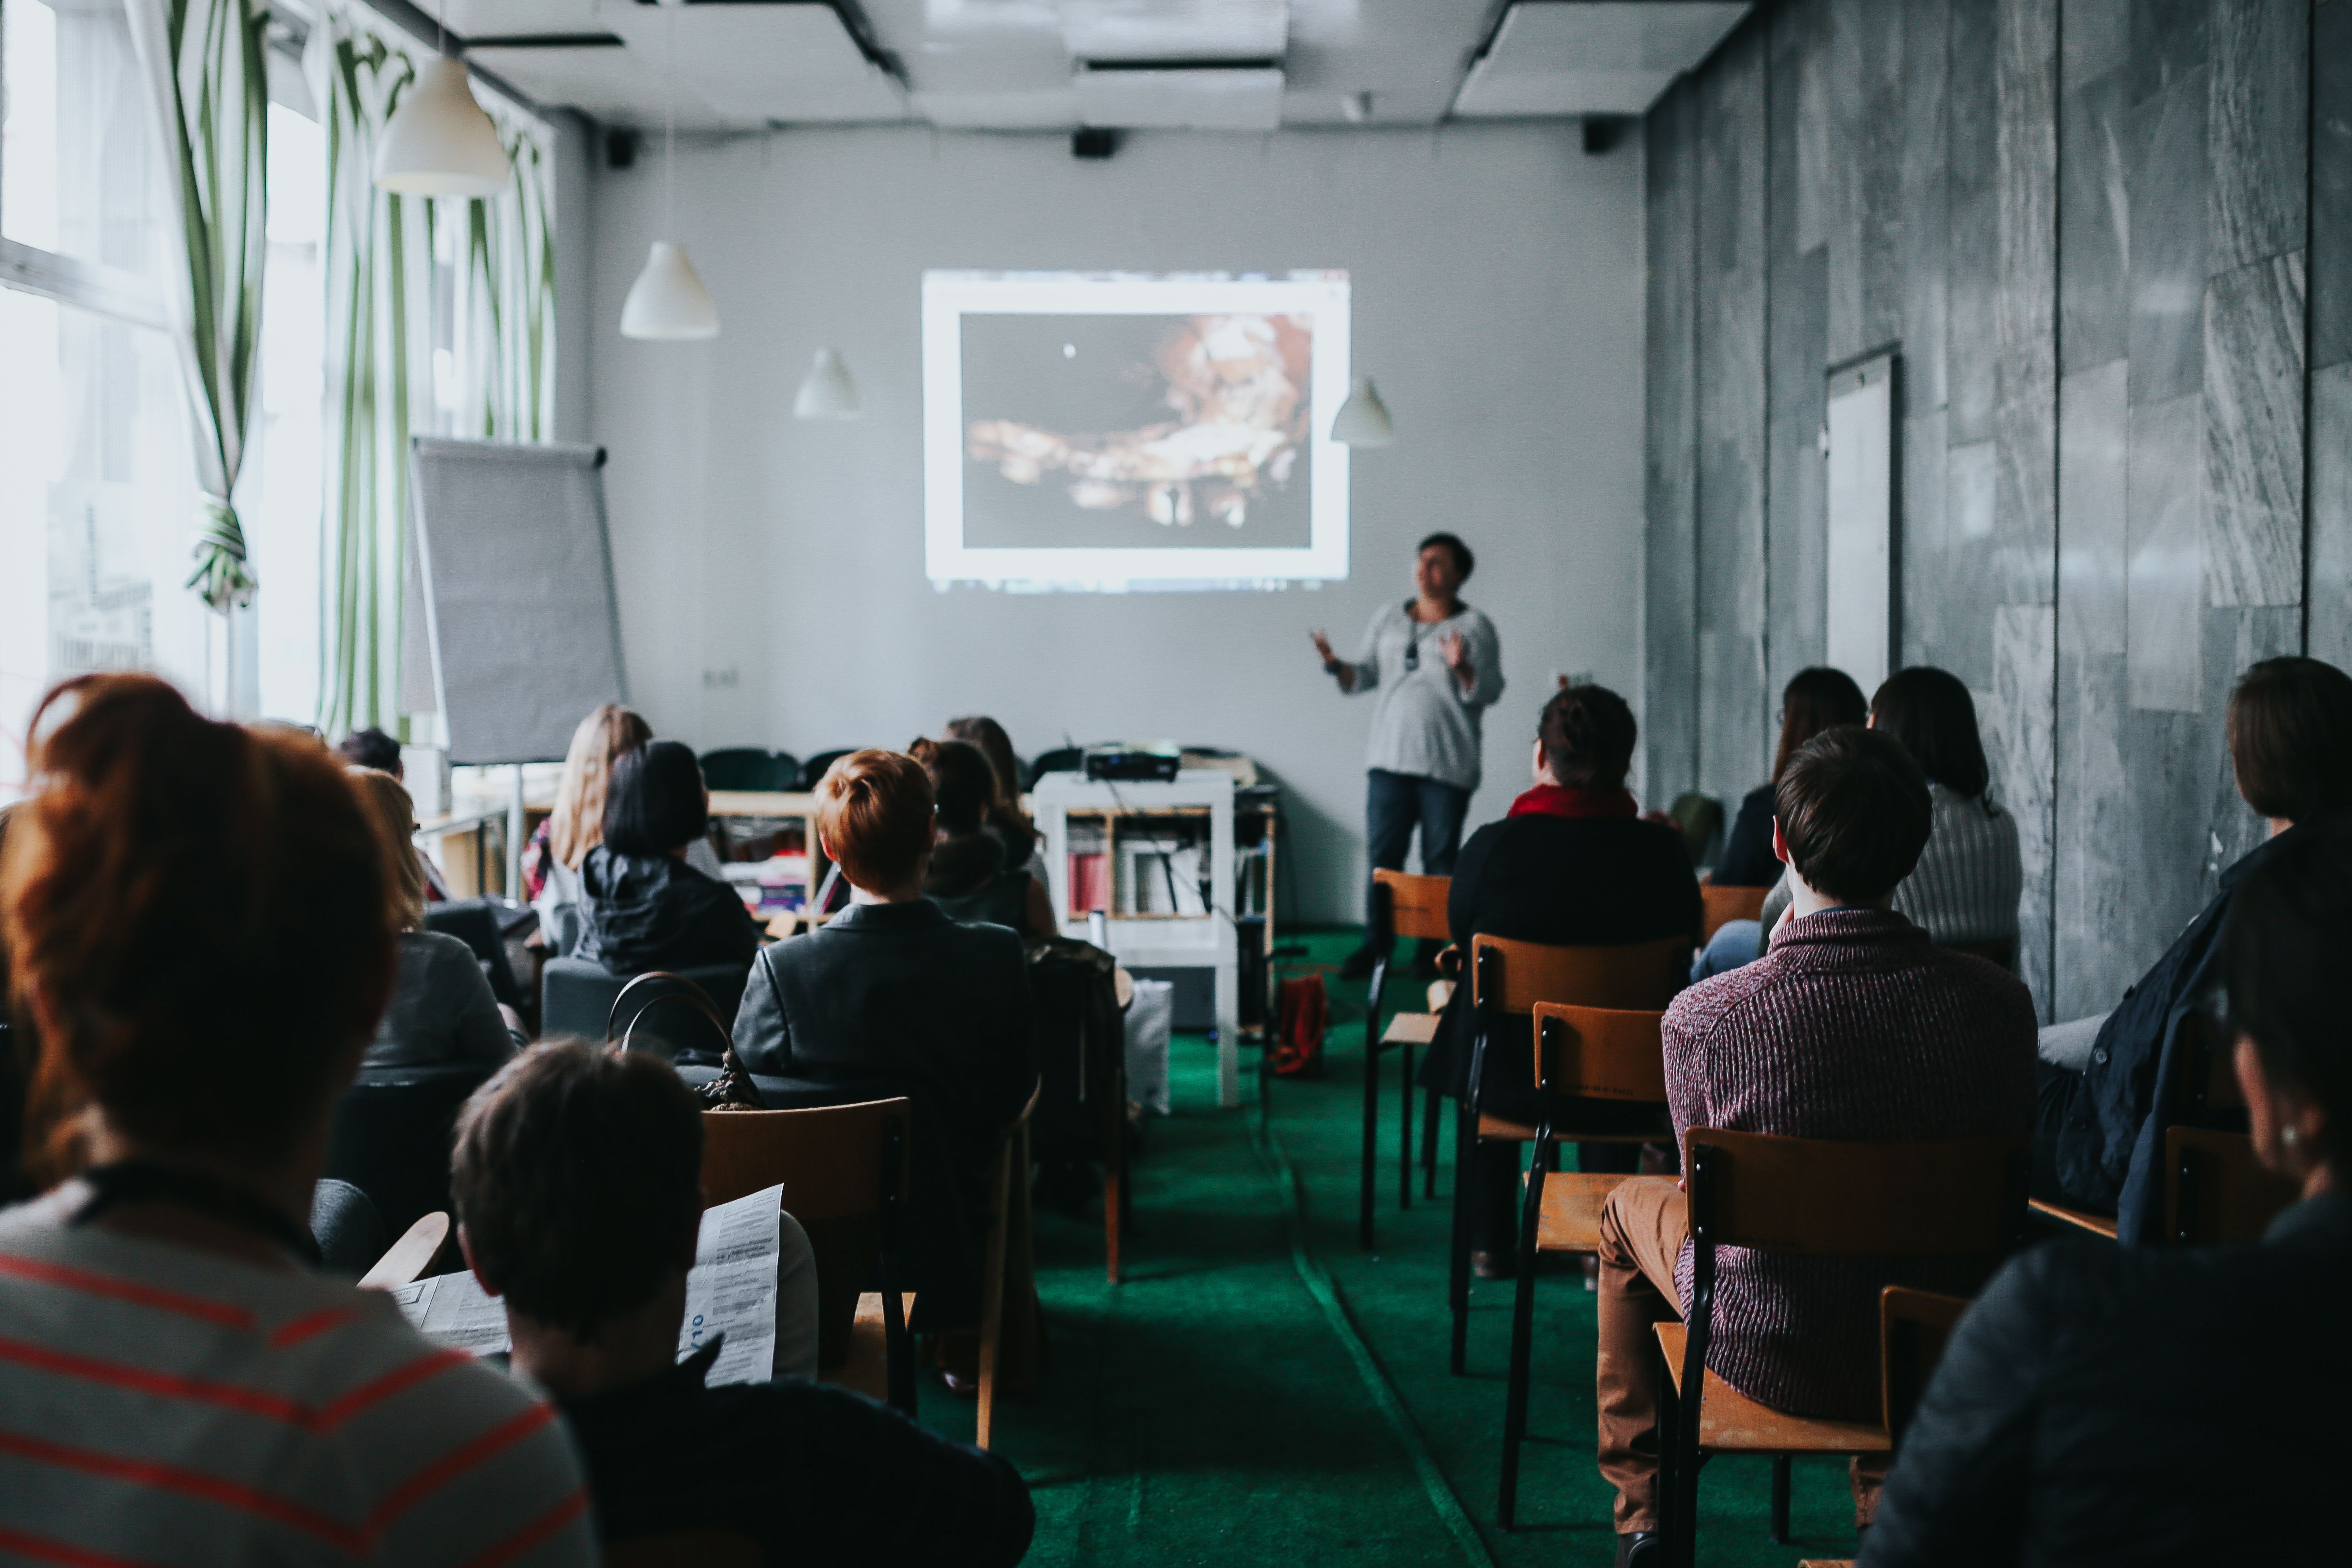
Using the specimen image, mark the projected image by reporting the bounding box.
[924,271,1352,590]
[962,312,1313,547]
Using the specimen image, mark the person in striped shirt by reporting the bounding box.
[0,674,595,1568]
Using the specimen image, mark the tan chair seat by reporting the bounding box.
[819,1292,916,1402]
[1533,1171,1635,1254]
[2028,1197,2118,1239]
[1653,1323,1890,1455]
[1380,1011,1442,1047]
[1476,1112,1656,1145]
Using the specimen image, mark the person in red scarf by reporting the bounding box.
[1417,683,1701,1277]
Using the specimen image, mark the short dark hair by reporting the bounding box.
[1773,667,1869,784]
[2223,816,2352,1169]
[913,737,998,838]
[339,727,402,776]
[1417,532,1474,581]
[1538,683,1637,791]
[2228,657,2352,824]
[602,739,709,856]
[452,1043,705,1336]
[1869,667,1990,799]
[1774,725,1933,903]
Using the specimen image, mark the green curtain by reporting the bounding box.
[310,4,557,736]
[126,0,269,614]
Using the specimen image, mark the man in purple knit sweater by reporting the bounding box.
[1594,726,2036,1568]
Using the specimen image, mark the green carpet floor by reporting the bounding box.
[925,929,1866,1567]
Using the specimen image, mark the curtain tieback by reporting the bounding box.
[186,493,258,613]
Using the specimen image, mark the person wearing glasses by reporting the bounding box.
[1312,532,1505,980]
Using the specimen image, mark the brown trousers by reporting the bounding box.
[1594,1176,1885,1535]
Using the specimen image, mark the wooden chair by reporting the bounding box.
[602,1531,763,1568]
[1879,1286,1971,1446]
[976,1085,1043,1452]
[1361,869,1450,1249]
[1654,1128,2028,1568]
[1497,1003,1670,1526]
[1698,882,1767,943]
[1448,932,1684,1375]
[358,1211,452,1290]
[2163,1126,2299,1245]
[700,1098,916,1414]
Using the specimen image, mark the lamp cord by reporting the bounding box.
[663,1,677,236]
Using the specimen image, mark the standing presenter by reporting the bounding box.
[1313,532,1505,979]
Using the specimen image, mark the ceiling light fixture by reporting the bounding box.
[793,349,861,419]
[621,0,718,340]
[1329,376,1393,447]
[373,3,509,197]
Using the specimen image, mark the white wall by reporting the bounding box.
[585,122,1647,923]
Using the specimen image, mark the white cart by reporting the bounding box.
[1034,770,1242,1107]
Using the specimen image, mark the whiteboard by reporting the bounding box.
[1824,354,1897,697]
[409,439,628,766]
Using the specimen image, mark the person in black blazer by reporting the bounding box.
[1713,666,1868,888]
[1417,684,1700,1272]
[577,741,761,977]
[1861,816,2352,1567]
[732,749,1037,1342]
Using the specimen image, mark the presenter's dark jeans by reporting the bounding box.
[1363,768,1471,951]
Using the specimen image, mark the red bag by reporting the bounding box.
[1268,973,1329,1078]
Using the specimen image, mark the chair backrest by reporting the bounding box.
[609,970,737,1064]
[700,747,800,792]
[2178,1009,2246,1117]
[1371,869,1451,944]
[797,749,858,791]
[1879,1286,1971,1441]
[541,957,750,1050]
[1698,882,1767,942]
[325,1064,497,1242]
[1471,933,1686,1017]
[700,1098,913,1370]
[1683,1127,2030,1258]
[2163,1126,2299,1245]
[1668,791,1723,868]
[309,1178,390,1277]
[422,897,525,1009]
[603,1532,763,1568]
[1532,1004,1668,1103]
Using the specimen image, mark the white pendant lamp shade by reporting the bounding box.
[794,348,861,419]
[621,241,718,340]
[374,57,509,197]
[1329,375,1395,447]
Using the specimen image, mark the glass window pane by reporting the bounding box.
[1,0,167,283]
[252,99,325,724]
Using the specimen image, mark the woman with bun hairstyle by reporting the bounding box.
[0,674,592,1565]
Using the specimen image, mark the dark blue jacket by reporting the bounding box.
[2044,824,2301,1243]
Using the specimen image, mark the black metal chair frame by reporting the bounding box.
[1358,877,1429,1249]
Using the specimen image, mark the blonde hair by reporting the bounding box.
[551,704,652,869]
[348,767,429,931]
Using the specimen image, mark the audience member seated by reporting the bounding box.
[944,714,1044,877]
[1696,667,1868,976]
[1863,817,2352,1566]
[2039,656,2352,1241]
[579,740,762,977]
[450,1041,1034,1566]
[1416,683,1700,1278]
[1713,667,1867,889]
[732,750,1038,1338]
[527,703,652,947]
[339,724,403,775]
[0,674,592,1565]
[915,737,1057,940]
[1595,726,2035,1566]
[349,767,524,1075]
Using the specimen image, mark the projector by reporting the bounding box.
[1084,743,1182,783]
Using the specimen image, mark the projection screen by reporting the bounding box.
[922,270,1352,590]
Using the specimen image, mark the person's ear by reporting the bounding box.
[1771,817,1791,865]
[458,1223,504,1300]
[1532,739,1548,778]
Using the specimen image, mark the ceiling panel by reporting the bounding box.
[593,1,909,124]
[1073,63,1284,128]
[441,0,605,39]
[1451,1,1746,118]
[1060,0,1287,62]
[465,40,696,123]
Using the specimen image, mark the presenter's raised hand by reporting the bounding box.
[1311,629,1356,692]
[1439,630,1476,691]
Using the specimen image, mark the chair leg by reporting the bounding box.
[976,1142,1013,1451]
[1498,1141,1549,1529]
[1360,1019,1383,1251]
[1422,1084,1443,1198]
[1654,1334,1680,1567]
[1104,1067,1125,1286]
[1769,1454,1791,1544]
[1398,1041,1414,1211]
[1448,1104,1475,1375]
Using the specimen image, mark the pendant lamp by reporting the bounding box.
[793,349,861,418]
[621,0,718,340]
[374,0,508,201]
[1329,376,1395,447]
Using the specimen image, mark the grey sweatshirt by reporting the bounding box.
[1341,599,1505,793]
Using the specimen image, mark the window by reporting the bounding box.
[0,0,194,794]
[251,96,326,725]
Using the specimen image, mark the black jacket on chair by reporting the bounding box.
[1415,809,1700,1125]
[577,845,762,977]
[731,900,1037,1327]
[1859,1190,2350,1567]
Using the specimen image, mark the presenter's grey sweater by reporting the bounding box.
[1343,600,1505,793]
